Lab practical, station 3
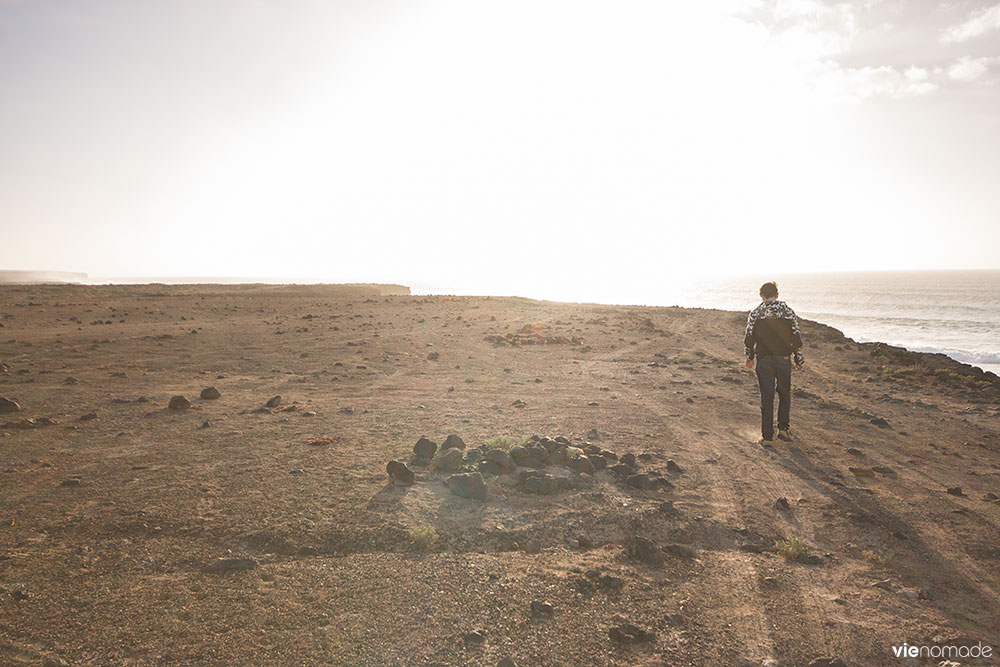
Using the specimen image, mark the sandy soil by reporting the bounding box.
[1,284,998,666]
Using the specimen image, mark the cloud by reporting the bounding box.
[948,55,999,81]
[744,0,858,56]
[809,62,939,103]
[941,3,1000,43]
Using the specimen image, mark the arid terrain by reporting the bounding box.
[1,284,999,666]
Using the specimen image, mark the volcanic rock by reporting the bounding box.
[434,448,464,472]
[530,599,554,617]
[519,471,560,495]
[200,386,221,400]
[608,621,656,644]
[624,535,663,565]
[414,436,437,460]
[485,448,516,473]
[441,434,466,452]
[567,455,595,475]
[168,395,191,410]
[509,446,535,467]
[386,460,415,486]
[447,472,488,501]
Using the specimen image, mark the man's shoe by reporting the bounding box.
[777,429,793,442]
[759,437,774,447]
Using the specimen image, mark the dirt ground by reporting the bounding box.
[1,284,998,666]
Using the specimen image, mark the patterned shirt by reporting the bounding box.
[744,299,805,365]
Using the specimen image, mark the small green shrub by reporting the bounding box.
[482,435,531,451]
[410,525,439,550]
[775,535,810,561]
[862,549,892,567]
[482,436,517,451]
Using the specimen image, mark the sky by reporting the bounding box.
[1,0,998,302]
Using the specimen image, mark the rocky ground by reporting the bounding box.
[1,284,998,666]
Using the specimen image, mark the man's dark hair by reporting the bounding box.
[760,281,779,299]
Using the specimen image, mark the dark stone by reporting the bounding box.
[386,460,415,486]
[462,629,487,647]
[588,454,607,471]
[946,486,965,496]
[519,471,560,495]
[662,543,697,560]
[624,535,663,565]
[666,459,683,473]
[78,412,98,421]
[775,497,790,510]
[200,386,221,400]
[442,434,466,451]
[485,448,516,472]
[0,397,21,414]
[447,472,488,501]
[168,395,191,410]
[653,477,674,491]
[869,417,890,428]
[610,463,635,477]
[799,554,823,565]
[526,444,549,464]
[434,448,464,472]
[608,622,656,644]
[626,474,655,490]
[509,446,532,467]
[530,599,554,617]
[414,436,438,460]
[464,448,483,463]
[567,456,595,475]
[620,453,636,467]
[59,478,82,487]
[265,395,282,408]
[478,460,504,476]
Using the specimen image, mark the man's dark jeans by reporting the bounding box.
[755,354,791,440]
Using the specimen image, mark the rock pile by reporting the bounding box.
[381,433,676,503]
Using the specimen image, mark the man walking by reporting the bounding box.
[744,281,804,446]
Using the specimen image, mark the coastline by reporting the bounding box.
[1,283,998,664]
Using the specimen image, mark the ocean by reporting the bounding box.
[668,270,1000,376]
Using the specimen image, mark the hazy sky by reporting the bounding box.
[1,0,998,300]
